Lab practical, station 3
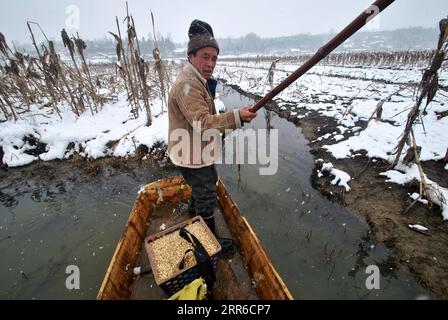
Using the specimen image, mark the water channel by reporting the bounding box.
[0,84,432,299]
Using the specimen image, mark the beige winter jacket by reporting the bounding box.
[168,62,242,168]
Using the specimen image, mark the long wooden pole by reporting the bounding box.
[249,0,396,113]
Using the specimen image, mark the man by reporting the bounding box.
[168,19,257,236]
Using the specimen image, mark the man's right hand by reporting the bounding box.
[238,106,257,124]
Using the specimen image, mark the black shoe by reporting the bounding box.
[187,204,196,216]
[200,211,216,235]
[186,197,196,216]
[217,237,235,255]
[199,210,234,255]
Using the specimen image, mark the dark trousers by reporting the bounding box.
[178,165,218,232]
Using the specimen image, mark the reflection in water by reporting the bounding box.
[0,191,18,208]
[347,231,401,299]
[264,109,273,131]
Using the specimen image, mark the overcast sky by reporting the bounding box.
[1,0,447,44]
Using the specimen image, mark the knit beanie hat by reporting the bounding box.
[187,19,220,55]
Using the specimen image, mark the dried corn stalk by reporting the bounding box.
[108,2,153,125]
[151,10,170,114]
[392,18,448,167]
[0,22,111,122]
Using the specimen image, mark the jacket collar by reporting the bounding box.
[183,62,217,98]
[184,62,207,85]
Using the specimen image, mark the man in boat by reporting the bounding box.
[168,20,257,238]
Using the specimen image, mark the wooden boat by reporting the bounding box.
[97,175,293,300]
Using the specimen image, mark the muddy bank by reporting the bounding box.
[0,149,171,208]
[225,82,448,299]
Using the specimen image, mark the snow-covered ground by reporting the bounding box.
[215,59,448,219]
[220,60,448,85]
[0,86,226,167]
[0,93,168,167]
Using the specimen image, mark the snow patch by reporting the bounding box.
[409,192,429,205]
[0,94,167,167]
[324,121,402,160]
[381,163,448,220]
[408,224,428,231]
[214,96,226,113]
[317,162,351,192]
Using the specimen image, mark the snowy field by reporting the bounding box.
[1,56,447,219]
[215,59,448,219]
[0,93,226,166]
[0,92,167,167]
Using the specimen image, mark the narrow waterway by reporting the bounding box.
[215,83,432,299]
[0,84,433,299]
[0,161,178,299]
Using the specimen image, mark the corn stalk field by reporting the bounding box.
[0,7,174,167]
[215,23,448,220]
[222,50,441,70]
[0,1,174,122]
